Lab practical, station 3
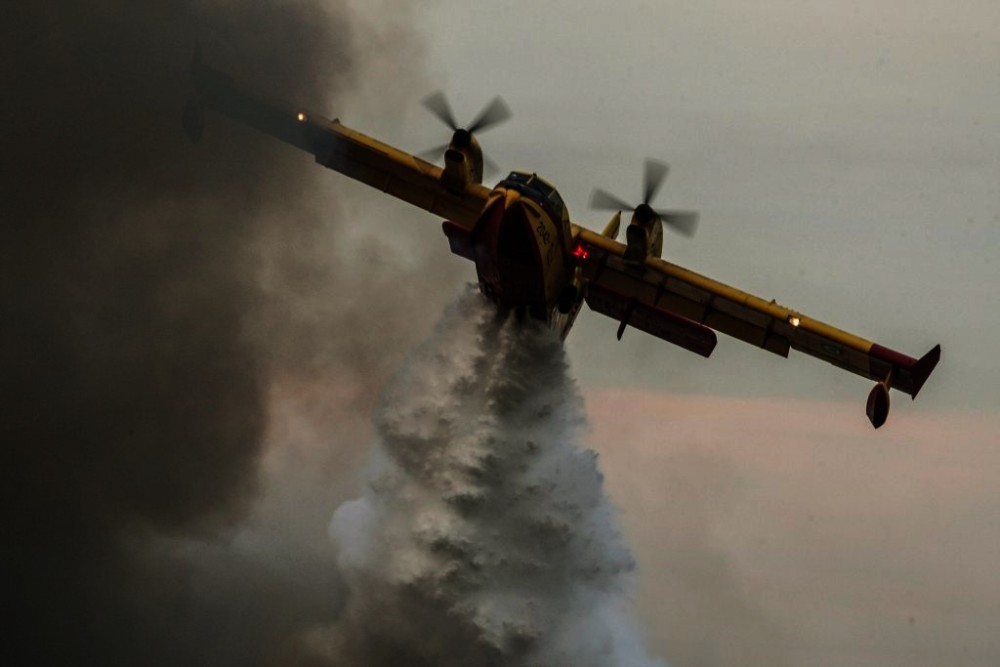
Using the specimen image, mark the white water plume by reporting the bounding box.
[326,290,664,667]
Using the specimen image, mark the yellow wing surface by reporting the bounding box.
[188,52,489,229]
[572,226,940,423]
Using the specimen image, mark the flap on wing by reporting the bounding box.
[576,248,791,360]
[586,282,717,358]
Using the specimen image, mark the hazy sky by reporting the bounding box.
[6,0,995,664]
[335,1,999,664]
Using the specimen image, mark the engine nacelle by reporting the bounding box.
[440,130,484,192]
[623,204,664,263]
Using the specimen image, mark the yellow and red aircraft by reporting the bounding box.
[184,50,939,429]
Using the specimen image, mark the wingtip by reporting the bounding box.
[909,344,941,400]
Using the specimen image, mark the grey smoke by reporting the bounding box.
[322,291,664,667]
[2,1,442,664]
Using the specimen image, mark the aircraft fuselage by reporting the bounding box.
[444,172,584,338]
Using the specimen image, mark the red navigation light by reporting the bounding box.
[573,243,589,260]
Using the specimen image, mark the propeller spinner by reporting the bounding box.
[590,159,699,238]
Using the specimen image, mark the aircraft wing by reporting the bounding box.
[185,50,490,228]
[572,226,940,426]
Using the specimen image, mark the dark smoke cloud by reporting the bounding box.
[2,1,445,663]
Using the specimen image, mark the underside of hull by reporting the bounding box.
[473,199,549,320]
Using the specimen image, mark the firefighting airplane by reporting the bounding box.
[184,50,939,429]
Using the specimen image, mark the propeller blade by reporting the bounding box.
[416,142,451,162]
[658,210,699,237]
[642,158,670,205]
[483,153,502,178]
[590,188,635,212]
[422,91,458,130]
[467,96,512,134]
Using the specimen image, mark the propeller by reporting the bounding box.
[418,91,511,173]
[590,158,699,238]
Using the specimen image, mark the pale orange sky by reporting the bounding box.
[586,389,1000,666]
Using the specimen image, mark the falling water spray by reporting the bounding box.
[327,291,665,667]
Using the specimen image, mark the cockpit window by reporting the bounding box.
[501,171,565,219]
